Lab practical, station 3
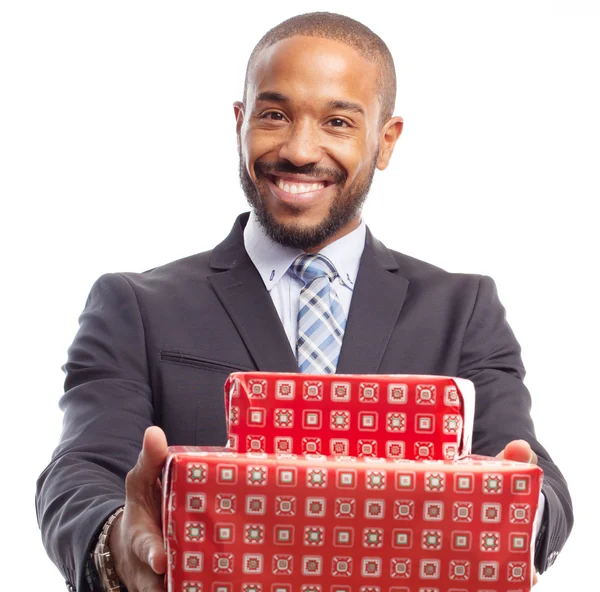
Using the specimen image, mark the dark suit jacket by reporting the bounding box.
[36,213,573,591]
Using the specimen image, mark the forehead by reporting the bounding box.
[248,36,380,114]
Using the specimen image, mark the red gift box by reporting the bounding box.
[224,373,475,461]
[162,447,542,592]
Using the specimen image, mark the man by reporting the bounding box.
[36,12,573,592]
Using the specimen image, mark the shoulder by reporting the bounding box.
[385,245,488,293]
[90,249,217,300]
[126,249,214,282]
[372,241,504,317]
[364,228,495,307]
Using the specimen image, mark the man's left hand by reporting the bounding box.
[495,439,540,586]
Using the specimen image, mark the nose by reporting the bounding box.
[277,119,323,167]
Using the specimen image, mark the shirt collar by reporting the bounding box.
[244,210,366,292]
[317,219,365,290]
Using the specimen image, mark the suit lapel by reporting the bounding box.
[208,215,298,372]
[336,230,409,374]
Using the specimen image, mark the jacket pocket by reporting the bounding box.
[159,350,254,447]
[160,350,254,373]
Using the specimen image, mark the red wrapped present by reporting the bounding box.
[162,447,542,592]
[224,373,475,460]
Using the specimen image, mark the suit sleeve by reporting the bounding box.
[36,273,154,591]
[458,274,573,573]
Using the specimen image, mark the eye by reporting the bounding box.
[327,118,351,128]
[260,111,286,121]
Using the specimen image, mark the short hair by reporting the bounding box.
[243,12,397,126]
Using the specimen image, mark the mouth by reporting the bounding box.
[263,174,335,206]
[269,175,330,195]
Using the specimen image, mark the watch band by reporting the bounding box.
[93,507,125,591]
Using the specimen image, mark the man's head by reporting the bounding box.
[235,12,403,251]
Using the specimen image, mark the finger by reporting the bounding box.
[128,427,169,492]
[497,440,538,465]
[148,544,168,575]
[131,529,168,574]
[533,570,539,585]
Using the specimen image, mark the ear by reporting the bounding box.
[233,101,245,138]
[376,116,404,170]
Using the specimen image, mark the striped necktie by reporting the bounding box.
[292,253,347,374]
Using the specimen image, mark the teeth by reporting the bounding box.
[275,178,326,194]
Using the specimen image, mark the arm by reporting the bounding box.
[458,274,573,573]
[36,273,155,590]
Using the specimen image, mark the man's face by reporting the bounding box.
[236,36,395,250]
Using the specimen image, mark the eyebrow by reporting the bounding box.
[256,92,365,116]
[256,91,289,103]
[326,99,365,116]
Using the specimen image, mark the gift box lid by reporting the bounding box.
[224,372,475,460]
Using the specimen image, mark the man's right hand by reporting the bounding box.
[109,426,169,592]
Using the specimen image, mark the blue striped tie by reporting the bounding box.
[292,254,347,374]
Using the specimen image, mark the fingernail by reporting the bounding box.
[148,552,155,570]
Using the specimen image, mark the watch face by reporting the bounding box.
[94,549,117,589]
[95,539,123,589]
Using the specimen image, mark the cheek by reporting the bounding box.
[326,136,374,182]
[243,132,280,175]
[339,153,370,185]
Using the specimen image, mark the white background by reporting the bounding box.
[1,1,598,590]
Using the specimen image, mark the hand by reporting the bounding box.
[109,426,169,592]
[496,439,540,586]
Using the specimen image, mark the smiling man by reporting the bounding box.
[237,32,400,251]
[36,12,572,592]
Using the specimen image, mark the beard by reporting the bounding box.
[238,148,377,250]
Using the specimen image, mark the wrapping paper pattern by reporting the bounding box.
[224,373,476,461]
[162,448,542,592]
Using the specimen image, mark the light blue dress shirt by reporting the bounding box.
[244,210,366,353]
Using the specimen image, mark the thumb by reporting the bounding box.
[131,528,168,575]
[128,426,169,491]
[496,439,537,464]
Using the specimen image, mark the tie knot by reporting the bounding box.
[292,254,338,284]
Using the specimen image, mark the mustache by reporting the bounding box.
[254,160,347,185]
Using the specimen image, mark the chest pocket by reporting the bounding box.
[158,350,254,446]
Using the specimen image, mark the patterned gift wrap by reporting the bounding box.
[162,447,542,592]
[224,373,475,460]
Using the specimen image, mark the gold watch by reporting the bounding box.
[93,507,125,591]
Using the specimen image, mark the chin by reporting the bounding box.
[255,207,347,250]
[270,208,329,230]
